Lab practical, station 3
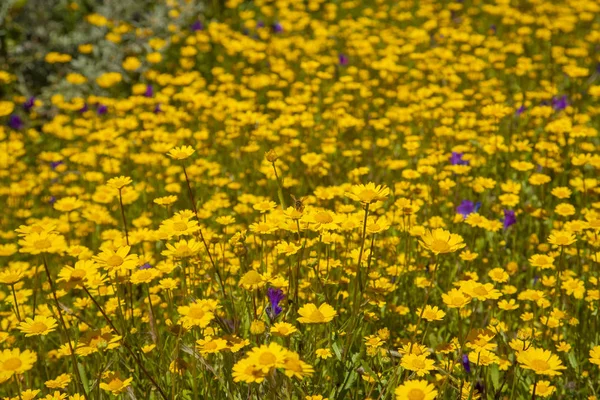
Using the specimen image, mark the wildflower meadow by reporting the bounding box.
[1,0,600,399]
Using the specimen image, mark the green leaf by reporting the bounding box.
[490,364,500,390]
[568,352,578,371]
[77,362,90,395]
[332,341,342,361]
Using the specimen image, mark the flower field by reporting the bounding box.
[2,0,600,399]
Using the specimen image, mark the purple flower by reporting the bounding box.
[50,161,64,170]
[461,354,471,374]
[145,84,154,98]
[79,103,89,113]
[272,22,283,33]
[97,104,108,115]
[191,20,203,31]
[23,97,35,112]
[267,287,285,319]
[456,200,481,218]
[339,54,349,66]
[516,105,526,116]
[552,95,568,111]
[450,152,469,166]
[8,114,23,130]
[503,209,516,230]
[257,21,265,28]
[140,263,152,270]
[154,103,162,113]
[49,196,56,204]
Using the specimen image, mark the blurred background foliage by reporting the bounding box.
[0,0,214,101]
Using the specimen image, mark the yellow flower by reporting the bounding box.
[18,316,58,337]
[167,145,195,160]
[442,288,472,309]
[530,381,555,397]
[297,303,337,324]
[250,320,266,335]
[18,232,67,255]
[66,73,87,85]
[400,353,436,376]
[153,195,178,206]
[0,101,15,117]
[589,346,600,365]
[417,305,445,321]
[0,268,24,285]
[99,373,133,395]
[315,348,332,359]
[78,44,94,54]
[529,254,555,270]
[96,72,122,88]
[419,228,465,255]
[395,379,438,400]
[232,358,266,383]
[547,231,577,247]
[53,197,84,212]
[122,56,141,71]
[196,337,228,355]
[129,268,159,285]
[45,373,71,389]
[0,348,37,378]
[246,342,288,373]
[159,214,199,237]
[345,183,390,205]
[147,52,162,63]
[275,241,302,256]
[554,203,575,217]
[517,347,566,376]
[282,351,314,379]
[106,176,132,190]
[270,322,298,337]
[459,281,502,301]
[177,300,216,328]
[161,239,202,258]
[94,246,138,272]
[239,270,267,290]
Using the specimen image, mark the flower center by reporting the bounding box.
[314,212,333,224]
[30,322,48,333]
[258,352,277,365]
[473,286,489,297]
[3,357,22,371]
[34,239,51,249]
[106,255,123,267]
[173,222,188,231]
[530,359,550,372]
[309,309,325,322]
[71,269,86,280]
[407,389,425,400]
[411,358,426,369]
[188,307,205,320]
[358,190,376,201]
[431,239,451,253]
